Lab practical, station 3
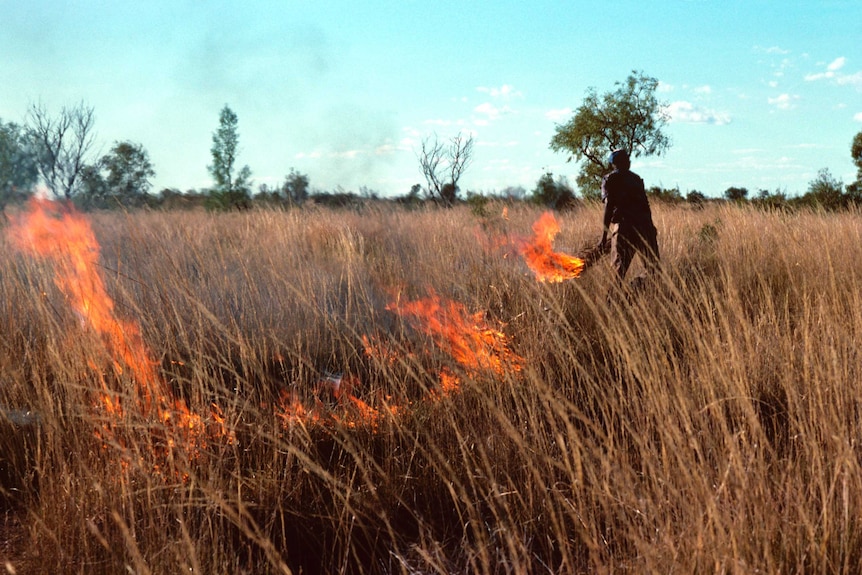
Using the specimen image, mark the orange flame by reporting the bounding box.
[387,290,522,378]
[518,211,584,282]
[9,199,165,410]
[275,381,399,433]
[9,200,529,441]
[7,199,229,474]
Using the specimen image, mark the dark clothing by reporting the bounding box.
[601,168,659,280]
[601,169,652,227]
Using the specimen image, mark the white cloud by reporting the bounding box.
[667,101,731,125]
[805,56,857,84]
[854,112,862,122]
[694,85,713,95]
[545,107,572,122]
[837,71,862,88]
[657,81,674,93]
[768,93,799,110]
[473,102,513,123]
[827,57,847,71]
[374,144,400,156]
[476,84,523,99]
[332,150,360,159]
[755,45,790,55]
[474,102,500,118]
[294,151,322,159]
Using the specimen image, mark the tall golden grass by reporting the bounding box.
[1,201,861,574]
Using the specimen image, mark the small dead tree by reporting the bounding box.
[27,101,97,200]
[418,132,474,205]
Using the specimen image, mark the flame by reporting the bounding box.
[9,199,165,410]
[9,200,529,442]
[518,211,584,282]
[387,290,522,377]
[275,382,399,433]
[7,199,230,475]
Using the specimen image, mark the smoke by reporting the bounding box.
[176,20,331,109]
[294,103,402,194]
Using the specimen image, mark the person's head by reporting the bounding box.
[609,148,630,171]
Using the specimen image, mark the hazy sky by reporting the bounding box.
[2,0,860,197]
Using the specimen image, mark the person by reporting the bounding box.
[598,148,659,281]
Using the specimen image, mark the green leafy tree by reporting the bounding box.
[852,130,862,176]
[646,185,683,203]
[848,130,862,199]
[281,167,309,204]
[208,104,252,209]
[723,186,749,202]
[550,71,670,199]
[752,188,788,211]
[686,190,707,207]
[531,172,577,209]
[76,141,155,209]
[102,141,155,204]
[802,168,844,210]
[0,120,38,207]
[76,163,109,208]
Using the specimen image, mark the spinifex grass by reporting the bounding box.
[1,201,861,573]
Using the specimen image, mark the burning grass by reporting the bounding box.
[1,200,862,573]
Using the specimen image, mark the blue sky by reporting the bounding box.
[2,0,860,198]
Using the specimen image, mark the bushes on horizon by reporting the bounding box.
[531,171,578,210]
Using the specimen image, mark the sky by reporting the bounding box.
[1,0,861,198]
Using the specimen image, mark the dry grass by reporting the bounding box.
[1,201,861,574]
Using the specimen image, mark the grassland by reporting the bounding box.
[1,201,861,574]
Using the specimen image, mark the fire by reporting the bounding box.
[518,211,584,282]
[9,199,164,409]
[275,376,399,433]
[9,199,529,442]
[7,199,229,475]
[387,290,523,378]
[277,288,524,432]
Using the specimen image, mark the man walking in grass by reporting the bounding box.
[598,148,660,282]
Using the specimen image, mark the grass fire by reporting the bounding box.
[1,201,861,574]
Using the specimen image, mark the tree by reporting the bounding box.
[281,168,309,204]
[849,130,862,199]
[102,141,155,204]
[500,185,526,201]
[208,104,252,209]
[531,172,577,209]
[802,168,844,210]
[686,190,707,207]
[0,120,38,207]
[417,132,474,206]
[76,163,109,208]
[646,185,683,203]
[723,186,749,202]
[852,130,862,177]
[550,71,670,199]
[26,101,97,200]
[73,141,155,209]
[752,188,788,211]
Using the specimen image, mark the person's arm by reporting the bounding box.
[599,177,614,249]
[599,205,612,248]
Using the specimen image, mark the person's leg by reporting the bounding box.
[641,224,660,276]
[611,225,634,280]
